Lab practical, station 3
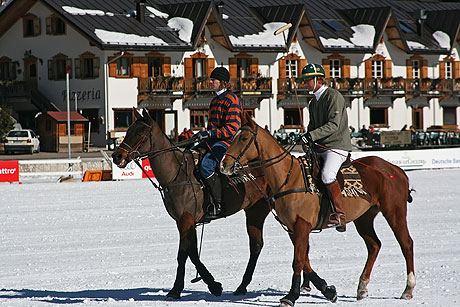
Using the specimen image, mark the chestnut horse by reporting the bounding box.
[112,109,271,299]
[220,113,415,306]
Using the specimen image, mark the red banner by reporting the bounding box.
[142,159,154,178]
[0,160,19,182]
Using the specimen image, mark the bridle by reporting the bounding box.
[117,120,153,161]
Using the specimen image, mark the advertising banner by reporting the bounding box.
[112,160,142,180]
[142,159,155,178]
[0,160,19,182]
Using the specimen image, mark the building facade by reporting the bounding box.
[1,0,459,147]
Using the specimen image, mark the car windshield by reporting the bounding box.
[7,131,29,137]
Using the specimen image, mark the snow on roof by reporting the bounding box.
[94,29,167,46]
[168,17,193,43]
[222,14,229,20]
[321,24,375,48]
[62,6,107,16]
[146,6,168,18]
[228,22,287,47]
[407,41,428,50]
[433,31,450,49]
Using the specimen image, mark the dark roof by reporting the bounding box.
[46,111,89,122]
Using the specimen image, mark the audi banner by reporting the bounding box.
[0,160,19,182]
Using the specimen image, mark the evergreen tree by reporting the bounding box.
[0,105,15,138]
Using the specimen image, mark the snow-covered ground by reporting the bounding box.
[1,169,459,306]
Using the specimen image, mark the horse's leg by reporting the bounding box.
[380,201,415,299]
[302,249,337,302]
[353,207,381,300]
[234,199,270,295]
[280,217,311,307]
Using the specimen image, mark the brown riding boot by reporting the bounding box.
[325,181,346,232]
[204,173,223,218]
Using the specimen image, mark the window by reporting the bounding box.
[114,109,133,129]
[372,60,383,78]
[46,15,66,35]
[75,53,100,79]
[190,109,208,129]
[117,57,131,76]
[80,109,100,133]
[48,54,72,80]
[0,57,16,81]
[284,108,302,127]
[286,59,298,78]
[237,58,249,78]
[443,107,457,125]
[369,108,388,126]
[65,123,76,135]
[22,14,40,37]
[148,57,162,77]
[412,60,420,79]
[193,58,206,78]
[329,59,341,78]
[445,61,452,79]
[412,107,423,130]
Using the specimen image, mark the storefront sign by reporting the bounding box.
[0,160,19,182]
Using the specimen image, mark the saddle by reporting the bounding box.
[298,154,371,231]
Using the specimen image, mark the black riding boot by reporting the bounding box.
[204,173,222,217]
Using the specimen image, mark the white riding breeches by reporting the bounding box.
[318,149,349,185]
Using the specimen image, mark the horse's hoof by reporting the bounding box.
[208,281,223,296]
[401,293,413,300]
[233,286,247,296]
[357,290,368,300]
[166,289,181,300]
[301,285,311,292]
[279,297,294,306]
[322,285,337,302]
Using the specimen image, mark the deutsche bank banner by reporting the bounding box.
[351,147,460,170]
[0,160,19,182]
[112,159,154,180]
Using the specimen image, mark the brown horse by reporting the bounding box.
[112,109,271,299]
[220,113,415,306]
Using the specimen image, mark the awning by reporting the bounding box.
[439,96,460,107]
[406,96,429,108]
[183,97,211,108]
[277,97,310,108]
[364,96,393,108]
[239,96,260,108]
[138,96,173,109]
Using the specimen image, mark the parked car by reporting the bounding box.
[3,129,40,154]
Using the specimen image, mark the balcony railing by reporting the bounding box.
[138,77,184,95]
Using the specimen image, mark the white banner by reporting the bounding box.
[112,160,143,180]
[351,147,460,170]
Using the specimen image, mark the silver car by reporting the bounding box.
[3,129,40,154]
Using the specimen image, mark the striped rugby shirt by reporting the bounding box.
[207,89,242,147]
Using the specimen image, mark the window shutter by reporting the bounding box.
[93,57,100,78]
[74,58,80,79]
[229,58,237,78]
[384,59,392,78]
[365,59,372,78]
[439,61,445,79]
[46,17,52,34]
[34,18,41,36]
[278,59,286,78]
[48,60,54,80]
[298,59,307,76]
[421,59,428,79]
[66,59,72,78]
[206,58,215,76]
[454,61,460,79]
[406,59,412,79]
[132,58,141,77]
[342,58,350,78]
[249,58,258,76]
[184,58,193,78]
[322,58,330,78]
[9,62,16,80]
[109,60,116,77]
[162,57,171,77]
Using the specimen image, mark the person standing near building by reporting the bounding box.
[297,63,352,232]
[194,67,242,218]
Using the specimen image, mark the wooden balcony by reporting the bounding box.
[183,77,272,96]
[137,77,184,95]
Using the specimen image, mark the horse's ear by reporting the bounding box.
[242,111,255,129]
[133,107,142,120]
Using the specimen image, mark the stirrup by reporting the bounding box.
[206,203,222,218]
[327,213,346,232]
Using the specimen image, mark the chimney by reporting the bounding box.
[136,0,146,23]
[416,9,427,37]
[217,1,224,19]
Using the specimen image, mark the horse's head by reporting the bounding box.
[112,108,153,168]
[220,112,260,175]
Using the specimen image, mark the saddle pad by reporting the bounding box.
[339,164,370,200]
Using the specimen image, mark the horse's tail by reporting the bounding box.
[407,188,416,203]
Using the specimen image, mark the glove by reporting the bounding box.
[301,132,313,145]
[196,130,209,141]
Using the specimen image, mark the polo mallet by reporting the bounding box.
[191,223,205,283]
[274,23,305,129]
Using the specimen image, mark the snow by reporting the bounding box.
[62,6,106,16]
[407,41,428,50]
[321,24,375,48]
[146,6,168,19]
[229,22,287,47]
[1,168,460,306]
[433,30,451,49]
[168,17,193,43]
[94,29,167,46]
